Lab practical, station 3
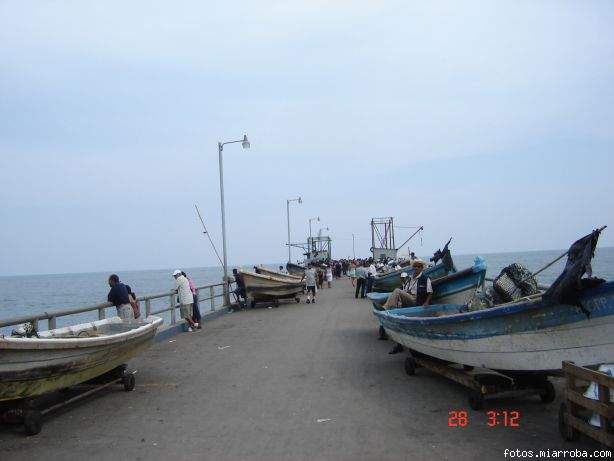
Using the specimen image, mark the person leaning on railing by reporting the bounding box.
[107,274,135,321]
[173,270,198,332]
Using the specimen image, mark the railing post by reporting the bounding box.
[169,294,176,324]
[210,286,215,311]
[48,316,56,330]
[145,299,151,316]
[223,282,229,308]
[98,307,106,320]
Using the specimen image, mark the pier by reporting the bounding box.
[0,279,600,459]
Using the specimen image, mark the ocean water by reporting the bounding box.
[1,248,613,332]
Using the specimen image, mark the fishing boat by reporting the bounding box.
[257,266,303,282]
[371,240,455,292]
[286,262,306,276]
[368,257,487,308]
[240,270,304,307]
[374,229,612,373]
[0,316,163,402]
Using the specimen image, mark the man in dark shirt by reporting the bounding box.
[107,274,134,320]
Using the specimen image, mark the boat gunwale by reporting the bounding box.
[0,316,163,349]
[240,270,304,286]
[373,280,614,326]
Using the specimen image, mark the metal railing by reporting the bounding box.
[0,281,236,331]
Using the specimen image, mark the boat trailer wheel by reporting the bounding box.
[468,390,485,410]
[122,373,136,392]
[404,356,416,376]
[24,409,43,436]
[295,297,300,303]
[540,380,556,404]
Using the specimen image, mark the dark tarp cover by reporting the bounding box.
[544,229,602,306]
[431,238,455,272]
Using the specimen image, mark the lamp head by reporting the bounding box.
[298,197,302,204]
[242,135,250,149]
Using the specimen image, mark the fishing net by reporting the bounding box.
[492,263,539,303]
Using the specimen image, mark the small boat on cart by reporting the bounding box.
[286,262,305,276]
[368,257,487,308]
[0,316,163,402]
[240,270,303,307]
[374,228,612,373]
[257,266,303,282]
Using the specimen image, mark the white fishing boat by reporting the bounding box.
[240,270,303,307]
[0,316,163,402]
[256,266,303,282]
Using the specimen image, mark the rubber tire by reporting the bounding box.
[24,410,42,436]
[540,380,556,404]
[378,326,388,340]
[404,356,416,376]
[468,391,485,411]
[558,403,580,441]
[123,373,136,392]
[295,297,300,303]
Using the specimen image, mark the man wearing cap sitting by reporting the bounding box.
[382,259,433,310]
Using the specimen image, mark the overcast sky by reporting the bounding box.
[1,1,613,276]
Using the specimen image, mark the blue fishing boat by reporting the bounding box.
[368,257,487,308]
[371,239,455,292]
[373,229,613,372]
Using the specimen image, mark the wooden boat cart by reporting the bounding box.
[559,361,614,449]
[0,365,136,436]
[403,351,556,410]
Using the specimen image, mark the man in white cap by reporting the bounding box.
[173,269,197,331]
[382,259,433,310]
[385,259,434,354]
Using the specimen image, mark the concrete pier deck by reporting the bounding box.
[0,279,599,460]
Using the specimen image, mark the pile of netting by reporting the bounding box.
[466,263,539,311]
[492,263,539,302]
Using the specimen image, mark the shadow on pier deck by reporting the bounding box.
[0,280,599,460]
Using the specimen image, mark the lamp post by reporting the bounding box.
[352,233,356,259]
[286,197,302,263]
[218,134,250,305]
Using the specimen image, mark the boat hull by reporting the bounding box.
[0,316,163,401]
[240,270,304,302]
[374,281,614,372]
[372,263,451,293]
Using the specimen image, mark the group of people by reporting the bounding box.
[106,270,203,332]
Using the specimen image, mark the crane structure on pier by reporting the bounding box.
[370,217,423,261]
[287,228,332,265]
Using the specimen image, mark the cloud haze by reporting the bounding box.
[1,0,613,275]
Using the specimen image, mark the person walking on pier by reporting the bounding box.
[304,264,317,304]
[107,274,135,321]
[325,265,333,288]
[355,262,367,298]
[173,270,197,331]
[366,260,377,294]
[182,271,202,329]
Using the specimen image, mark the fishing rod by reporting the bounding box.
[194,204,224,267]
[194,205,241,307]
[521,225,608,284]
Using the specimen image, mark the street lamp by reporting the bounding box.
[218,134,250,305]
[286,197,302,263]
[352,233,356,259]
